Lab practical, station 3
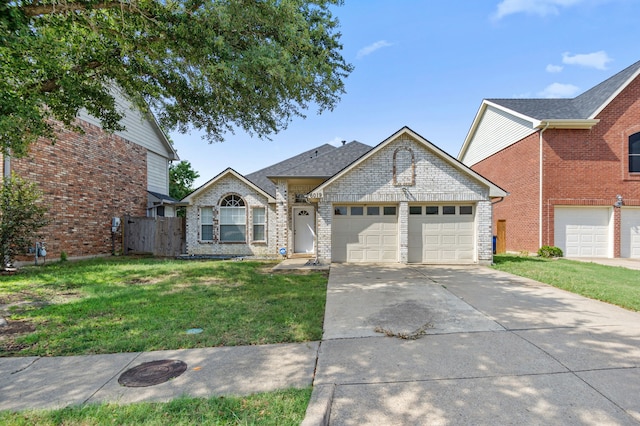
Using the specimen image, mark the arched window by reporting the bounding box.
[219,195,246,242]
[630,132,640,173]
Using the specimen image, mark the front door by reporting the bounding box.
[294,207,315,254]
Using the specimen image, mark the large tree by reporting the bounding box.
[0,0,352,156]
[169,160,199,200]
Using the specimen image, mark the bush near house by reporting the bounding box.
[537,245,563,258]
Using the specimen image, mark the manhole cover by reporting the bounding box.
[118,359,187,387]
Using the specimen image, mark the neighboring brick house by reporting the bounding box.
[458,60,640,258]
[182,127,506,265]
[2,92,179,261]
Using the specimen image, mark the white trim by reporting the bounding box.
[182,168,275,204]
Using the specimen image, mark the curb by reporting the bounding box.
[301,383,336,426]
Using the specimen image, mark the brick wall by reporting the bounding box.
[472,75,640,255]
[5,120,148,260]
[184,173,276,257]
[473,132,540,253]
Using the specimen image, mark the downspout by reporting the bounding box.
[539,122,550,248]
[3,154,9,179]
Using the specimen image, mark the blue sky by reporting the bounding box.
[170,0,640,187]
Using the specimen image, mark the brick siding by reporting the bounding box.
[5,120,148,260]
[472,76,640,255]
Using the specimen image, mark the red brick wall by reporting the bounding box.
[5,120,148,259]
[473,132,541,253]
[472,75,640,255]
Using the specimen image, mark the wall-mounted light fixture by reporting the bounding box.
[614,194,623,208]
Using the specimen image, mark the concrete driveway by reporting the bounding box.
[311,264,640,425]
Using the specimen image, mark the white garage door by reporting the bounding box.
[621,208,640,258]
[554,207,611,257]
[332,205,398,263]
[408,205,475,263]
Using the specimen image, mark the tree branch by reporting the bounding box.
[22,1,126,18]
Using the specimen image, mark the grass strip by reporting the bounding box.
[0,387,311,425]
[492,255,640,311]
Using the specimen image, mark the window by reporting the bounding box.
[367,206,380,216]
[334,206,347,215]
[201,207,213,241]
[425,206,439,215]
[156,206,165,217]
[630,132,640,173]
[383,206,397,216]
[350,206,363,215]
[409,206,422,215]
[220,195,246,242]
[252,207,266,242]
[443,206,456,215]
[460,206,473,215]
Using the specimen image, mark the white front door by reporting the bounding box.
[294,207,315,254]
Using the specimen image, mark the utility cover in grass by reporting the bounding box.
[118,360,187,387]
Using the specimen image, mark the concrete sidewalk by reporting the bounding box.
[0,342,319,412]
[307,264,640,425]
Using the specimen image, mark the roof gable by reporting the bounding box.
[181,167,274,203]
[313,126,507,198]
[459,60,640,165]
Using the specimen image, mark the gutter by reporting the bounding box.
[539,122,550,248]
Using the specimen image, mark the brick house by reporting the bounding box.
[458,60,640,258]
[2,92,179,261]
[182,127,506,265]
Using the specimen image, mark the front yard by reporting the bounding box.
[0,257,328,357]
[492,254,640,311]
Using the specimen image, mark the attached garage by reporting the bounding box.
[408,205,475,263]
[621,208,640,258]
[554,207,612,257]
[332,205,398,263]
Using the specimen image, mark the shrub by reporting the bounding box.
[538,245,563,258]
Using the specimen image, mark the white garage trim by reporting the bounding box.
[408,204,476,264]
[621,207,640,259]
[332,205,398,263]
[554,206,613,258]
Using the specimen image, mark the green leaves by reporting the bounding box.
[169,160,199,200]
[0,173,49,266]
[2,0,352,156]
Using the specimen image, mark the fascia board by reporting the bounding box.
[533,119,600,129]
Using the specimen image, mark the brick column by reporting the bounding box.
[399,201,408,263]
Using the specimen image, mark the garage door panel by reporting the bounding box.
[621,209,640,258]
[555,207,610,258]
[332,206,397,263]
[408,205,475,264]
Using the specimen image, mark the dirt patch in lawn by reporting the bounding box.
[0,319,37,354]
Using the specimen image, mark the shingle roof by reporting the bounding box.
[244,144,337,197]
[488,59,640,120]
[148,191,179,203]
[267,141,372,179]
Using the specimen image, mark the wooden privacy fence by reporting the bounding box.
[123,215,185,257]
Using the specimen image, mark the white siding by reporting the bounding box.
[77,88,174,158]
[147,151,169,194]
[462,105,536,167]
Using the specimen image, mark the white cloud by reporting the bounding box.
[327,137,346,147]
[538,82,580,98]
[546,64,564,73]
[562,51,612,70]
[356,40,393,59]
[492,0,584,20]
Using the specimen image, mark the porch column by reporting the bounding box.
[275,180,289,256]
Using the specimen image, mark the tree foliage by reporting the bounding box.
[0,0,353,156]
[0,174,49,267]
[169,160,199,200]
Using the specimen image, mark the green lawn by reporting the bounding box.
[0,257,328,357]
[0,388,311,425]
[492,254,640,311]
